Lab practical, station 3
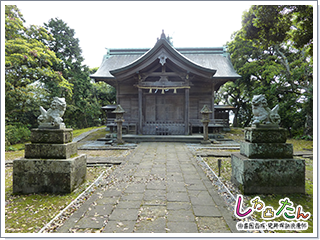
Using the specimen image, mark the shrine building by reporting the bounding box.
[90,31,240,135]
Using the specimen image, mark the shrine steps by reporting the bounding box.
[97,134,235,144]
[122,134,205,143]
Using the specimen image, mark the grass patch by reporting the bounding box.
[223,128,244,142]
[5,166,113,233]
[287,138,313,152]
[73,126,104,138]
[204,157,232,181]
[77,128,107,142]
[5,150,25,161]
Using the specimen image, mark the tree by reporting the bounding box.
[5,5,72,128]
[90,67,117,106]
[44,18,103,128]
[290,5,313,56]
[222,5,313,138]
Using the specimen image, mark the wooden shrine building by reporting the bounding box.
[91,31,240,135]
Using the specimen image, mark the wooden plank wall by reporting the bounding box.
[117,79,216,130]
[189,81,212,122]
[118,80,139,122]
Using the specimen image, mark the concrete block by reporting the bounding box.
[30,128,73,144]
[240,142,293,158]
[25,142,77,159]
[13,154,87,194]
[244,127,287,143]
[231,153,305,194]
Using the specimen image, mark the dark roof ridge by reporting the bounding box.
[106,46,226,56]
[109,38,217,77]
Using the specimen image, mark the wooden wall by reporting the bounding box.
[118,79,138,122]
[189,81,212,125]
[117,78,220,132]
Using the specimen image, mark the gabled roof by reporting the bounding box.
[90,32,241,82]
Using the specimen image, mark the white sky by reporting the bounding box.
[5,1,253,68]
[3,1,316,68]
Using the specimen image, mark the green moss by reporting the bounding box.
[70,153,78,158]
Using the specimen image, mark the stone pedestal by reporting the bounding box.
[231,127,305,195]
[13,128,87,194]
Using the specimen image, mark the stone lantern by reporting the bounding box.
[200,105,212,144]
[112,105,126,144]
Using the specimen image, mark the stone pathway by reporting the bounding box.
[56,142,239,233]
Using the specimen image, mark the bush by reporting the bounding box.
[5,125,31,148]
[291,127,313,141]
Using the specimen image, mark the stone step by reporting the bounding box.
[117,134,204,143]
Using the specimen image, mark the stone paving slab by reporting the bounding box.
[102,220,136,233]
[55,142,240,234]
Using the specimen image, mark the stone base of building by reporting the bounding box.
[13,154,87,194]
[231,153,305,195]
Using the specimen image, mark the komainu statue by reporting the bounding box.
[38,97,66,129]
[251,94,280,127]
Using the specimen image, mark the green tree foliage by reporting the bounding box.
[44,18,116,129]
[90,67,117,125]
[5,6,117,147]
[5,5,72,130]
[43,18,96,128]
[89,68,116,107]
[290,5,313,56]
[220,5,313,138]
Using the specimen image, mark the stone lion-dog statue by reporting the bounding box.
[38,97,66,128]
[251,94,280,126]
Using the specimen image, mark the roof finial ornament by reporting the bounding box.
[160,30,166,39]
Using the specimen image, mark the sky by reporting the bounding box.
[6,1,254,68]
